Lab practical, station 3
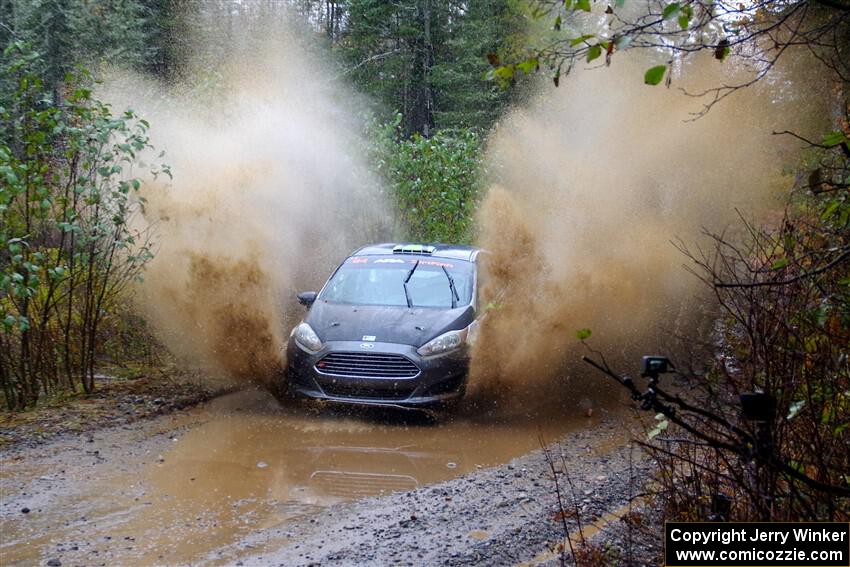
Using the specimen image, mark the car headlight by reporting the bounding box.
[292,322,322,352]
[417,325,472,357]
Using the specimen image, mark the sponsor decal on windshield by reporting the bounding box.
[416,260,454,268]
[347,257,455,268]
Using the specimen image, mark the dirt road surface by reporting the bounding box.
[1,387,656,566]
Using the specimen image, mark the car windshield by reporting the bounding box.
[320,255,474,308]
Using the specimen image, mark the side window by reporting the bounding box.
[326,271,346,298]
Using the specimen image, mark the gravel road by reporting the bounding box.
[1,389,662,566]
[226,419,661,567]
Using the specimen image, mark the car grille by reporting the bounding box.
[315,352,420,378]
[320,381,416,401]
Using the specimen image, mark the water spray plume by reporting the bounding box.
[470,54,822,396]
[104,29,389,388]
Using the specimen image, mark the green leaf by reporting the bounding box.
[821,200,841,220]
[587,45,602,62]
[516,58,539,74]
[644,65,667,85]
[648,419,668,440]
[822,131,848,147]
[662,3,680,18]
[678,5,693,29]
[576,328,592,340]
[575,0,592,12]
[570,34,596,46]
[494,65,515,80]
[772,257,789,269]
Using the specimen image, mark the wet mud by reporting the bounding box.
[0,386,625,566]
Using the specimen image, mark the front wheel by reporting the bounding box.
[268,365,299,404]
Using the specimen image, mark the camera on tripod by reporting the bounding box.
[640,355,672,380]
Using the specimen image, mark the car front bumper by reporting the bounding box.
[286,340,468,408]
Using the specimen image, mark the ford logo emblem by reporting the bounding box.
[359,343,374,349]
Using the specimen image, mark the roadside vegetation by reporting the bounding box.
[520,0,850,542]
[370,115,484,243]
[0,45,167,409]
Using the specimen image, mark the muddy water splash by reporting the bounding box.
[471,54,819,394]
[105,30,390,387]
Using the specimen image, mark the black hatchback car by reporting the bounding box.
[285,243,481,408]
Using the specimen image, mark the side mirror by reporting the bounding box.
[297,291,318,307]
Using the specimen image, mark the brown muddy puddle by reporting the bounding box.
[1,387,623,566]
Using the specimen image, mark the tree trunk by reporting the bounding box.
[421,0,434,137]
[405,0,436,137]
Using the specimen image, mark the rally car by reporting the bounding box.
[285,243,481,408]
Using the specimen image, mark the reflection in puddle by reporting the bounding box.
[1,387,623,565]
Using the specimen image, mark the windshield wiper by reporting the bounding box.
[403,260,419,308]
[441,266,459,308]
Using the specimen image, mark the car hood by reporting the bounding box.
[305,300,475,347]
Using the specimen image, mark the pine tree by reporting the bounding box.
[341,0,528,136]
[431,0,528,133]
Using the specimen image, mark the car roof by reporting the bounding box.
[351,242,481,262]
